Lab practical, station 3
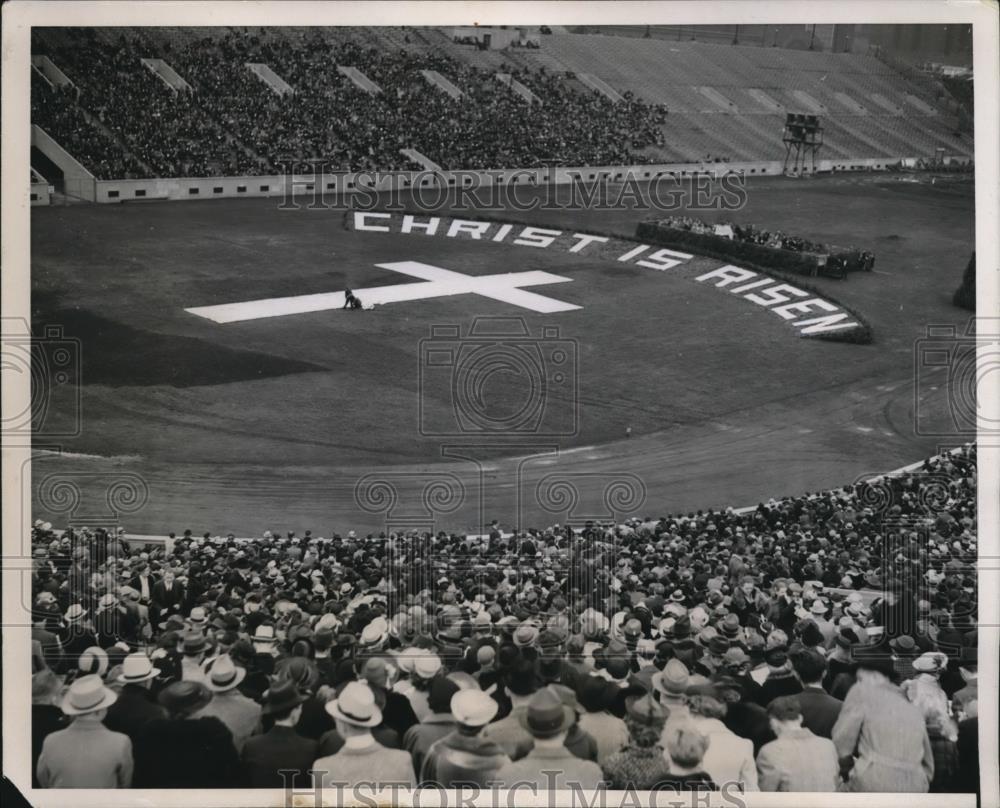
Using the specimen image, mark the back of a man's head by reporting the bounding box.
[505,658,540,700]
[791,647,827,685]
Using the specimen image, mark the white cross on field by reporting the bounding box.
[185,261,582,324]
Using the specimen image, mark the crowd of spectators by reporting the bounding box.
[30,29,669,180]
[31,70,149,180]
[29,446,980,792]
[43,36,263,178]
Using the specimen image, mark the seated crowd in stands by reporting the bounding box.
[30,446,979,792]
[30,29,669,180]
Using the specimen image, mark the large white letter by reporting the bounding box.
[796,313,859,334]
[354,211,391,232]
[401,215,440,235]
[567,233,609,253]
[695,265,757,287]
[513,226,562,248]
[447,219,491,239]
[636,247,693,271]
[744,283,809,307]
[772,297,838,321]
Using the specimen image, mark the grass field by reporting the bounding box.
[29,172,975,535]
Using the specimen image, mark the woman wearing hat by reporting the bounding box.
[36,674,133,788]
[313,681,416,789]
[132,681,243,788]
[903,652,959,792]
[276,655,339,740]
[685,685,758,791]
[601,694,674,789]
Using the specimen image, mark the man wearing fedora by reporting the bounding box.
[419,688,511,787]
[313,681,416,788]
[37,674,133,788]
[241,680,316,789]
[104,652,168,743]
[652,658,691,742]
[494,686,604,791]
[179,628,211,684]
[132,681,243,788]
[195,654,262,751]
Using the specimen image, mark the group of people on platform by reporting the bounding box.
[656,215,876,271]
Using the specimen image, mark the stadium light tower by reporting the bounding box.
[782,113,823,175]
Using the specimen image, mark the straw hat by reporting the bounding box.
[325,680,382,727]
[117,653,161,684]
[61,674,117,716]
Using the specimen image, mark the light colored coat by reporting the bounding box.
[685,716,759,791]
[578,711,629,764]
[756,727,840,791]
[495,743,603,792]
[193,688,262,751]
[832,677,934,792]
[37,718,133,788]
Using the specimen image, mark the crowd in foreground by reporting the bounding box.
[30,446,979,793]
[31,29,669,180]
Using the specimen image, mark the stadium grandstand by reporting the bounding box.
[30,25,972,198]
[23,21,985,800]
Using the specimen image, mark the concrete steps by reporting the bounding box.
[140,58,193,92]
[420,69,463,100]
[337,65,382,94]
[246,62,295,96]
[575,73,624,102]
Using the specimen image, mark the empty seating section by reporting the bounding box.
[529,33,971,160]
[30,27,973,180]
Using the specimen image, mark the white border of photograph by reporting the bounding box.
[2,2,997,807]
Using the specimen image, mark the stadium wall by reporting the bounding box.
[31,124,97,201]
[30,181,53,206]
[87,157,916,204]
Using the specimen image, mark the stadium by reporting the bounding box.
[22,22,984,799]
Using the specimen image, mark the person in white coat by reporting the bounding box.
[682,684,758,791]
